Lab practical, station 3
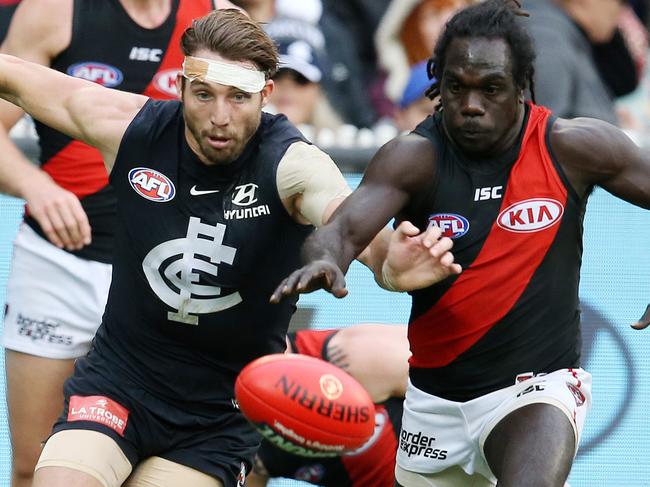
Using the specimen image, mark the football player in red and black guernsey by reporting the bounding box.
[0,1,243,486]
[248,324,409,487]
[0,8,462,487]
[272,1,650,485]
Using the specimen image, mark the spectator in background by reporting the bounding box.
[592,5,648,101]
[267,36,343,131]
[0,0,20,43]
[393,60,437,133]
[320,0,393,120]
[232,0,322,24]
[592,5,649,133]
[629,0,648,26]
[522,0,627,124]
[233,0,379,127]
[230,0,275,21]
[375,0,474,107]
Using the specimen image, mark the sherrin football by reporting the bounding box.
[235,353,376,457]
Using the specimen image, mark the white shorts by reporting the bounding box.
[2,223,112,359]
[397,368,592,483]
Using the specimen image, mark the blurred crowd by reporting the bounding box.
[2,0,650,150]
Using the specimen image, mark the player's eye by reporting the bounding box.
[447,81,462,94]
[232,92,250,103]
[195,91,212,101]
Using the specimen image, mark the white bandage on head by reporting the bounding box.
[182,56,266,93]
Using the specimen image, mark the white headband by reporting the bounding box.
[182,56,266,93]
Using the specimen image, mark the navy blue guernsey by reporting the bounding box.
[86,100,312,412]
[28,0,213,262]
[402,104,585,401]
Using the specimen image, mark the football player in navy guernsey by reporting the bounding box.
[0,1,243,486]
[248,324,410,487]
[272,1,650,486]
[0,8,461,487]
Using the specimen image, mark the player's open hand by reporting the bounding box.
[632,303,650,330]
[270,260,347,303]
[21,173,91,250]
[381,221,461,292]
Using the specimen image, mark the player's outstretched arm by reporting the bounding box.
[270,134,435,302]
[0,0,91,249]
[551,117,650,208]
[246,467,269,487]
[0,54,147,174]
[550,117,650,331]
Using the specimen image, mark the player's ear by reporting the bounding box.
[175,73,184,100]
[260,79,274,107]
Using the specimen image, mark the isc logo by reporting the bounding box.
[497,198,563,233]
[129,47,163,62]
[474,185,503,201]
[153,69,180,97]
[128,167,175,202]
[67,62,123,87]
[427,213,470,239]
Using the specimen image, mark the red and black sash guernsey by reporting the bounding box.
[406,104,585,401]
[258,330,401,487]
[28,0,214,263]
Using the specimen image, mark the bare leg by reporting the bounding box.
[484,403,575,487]
[6,350,75,487]
[32,466,104,487]
[124,457,224,487]
[246,471,269,487]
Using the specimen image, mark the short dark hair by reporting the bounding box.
[180,9,278,79]
[426,0,536,106]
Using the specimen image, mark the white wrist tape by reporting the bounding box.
[381,262,399,292]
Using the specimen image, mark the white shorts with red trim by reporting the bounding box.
[2,223,112,359]
[397,368,591,483]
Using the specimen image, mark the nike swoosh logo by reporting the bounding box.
[190,185,220,196]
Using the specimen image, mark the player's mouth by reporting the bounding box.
[207,135,232,149]
[459,129,483,138]
[458,124,486,139]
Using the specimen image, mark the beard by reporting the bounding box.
[183,105,262,166]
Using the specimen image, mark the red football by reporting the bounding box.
[235,353,376,457]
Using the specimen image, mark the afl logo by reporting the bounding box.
[67,62,123,87]
[319,374,343,401]
[428,213,470,239]
[128,167,175,202]
[153,68,180,97]
[497,198,563,233]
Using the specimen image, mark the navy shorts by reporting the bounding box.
[52,356,260,487]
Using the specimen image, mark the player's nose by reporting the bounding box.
[460,90,485,117]
[210,100,231,126]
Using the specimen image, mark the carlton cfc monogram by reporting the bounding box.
[142,217,242,325]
